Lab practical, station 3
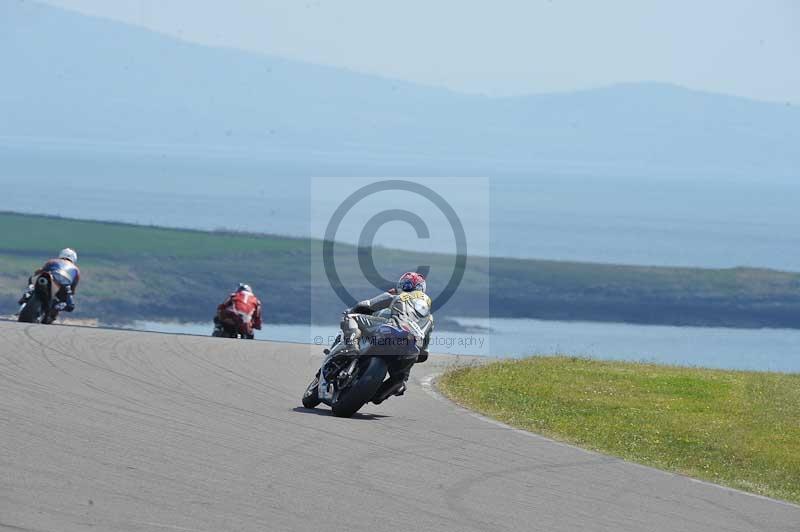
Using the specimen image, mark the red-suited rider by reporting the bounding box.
[213,283,262,339]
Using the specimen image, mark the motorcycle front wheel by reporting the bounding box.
[331,356,388,418]
[301,373,322,408]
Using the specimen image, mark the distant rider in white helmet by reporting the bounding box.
[19,248,81,313]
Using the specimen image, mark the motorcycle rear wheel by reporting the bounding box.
[331,357,388,418]
[18,297,43,323]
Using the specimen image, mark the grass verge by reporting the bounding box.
[438,356,800,504]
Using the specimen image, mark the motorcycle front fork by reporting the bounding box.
[18,284,34,305]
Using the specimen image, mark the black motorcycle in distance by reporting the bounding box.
[17,270,72,324]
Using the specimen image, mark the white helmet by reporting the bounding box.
[59,248,78,264]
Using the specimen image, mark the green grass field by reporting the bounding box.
[2,211,800,327]
[439,357,800,504]
[0,211,304,257]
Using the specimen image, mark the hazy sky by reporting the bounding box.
[39,0,800,103]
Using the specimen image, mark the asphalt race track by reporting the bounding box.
[1,321,797,531]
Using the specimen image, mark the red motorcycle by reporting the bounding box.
[212,315,255,339]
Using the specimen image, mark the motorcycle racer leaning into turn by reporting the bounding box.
[19,248,80,313]
[336,271,433,404]
[214,283,263,339]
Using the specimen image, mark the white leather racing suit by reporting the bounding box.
[340,289,433,402]
[342,289,433,356]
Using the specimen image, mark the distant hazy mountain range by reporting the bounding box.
[2,1,798,177]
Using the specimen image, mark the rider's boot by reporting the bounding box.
[339,314,362,347]
[345,332,358,346]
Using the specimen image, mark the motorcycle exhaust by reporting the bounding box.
[372,380,405,405]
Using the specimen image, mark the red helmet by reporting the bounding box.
[397,272,426,293]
